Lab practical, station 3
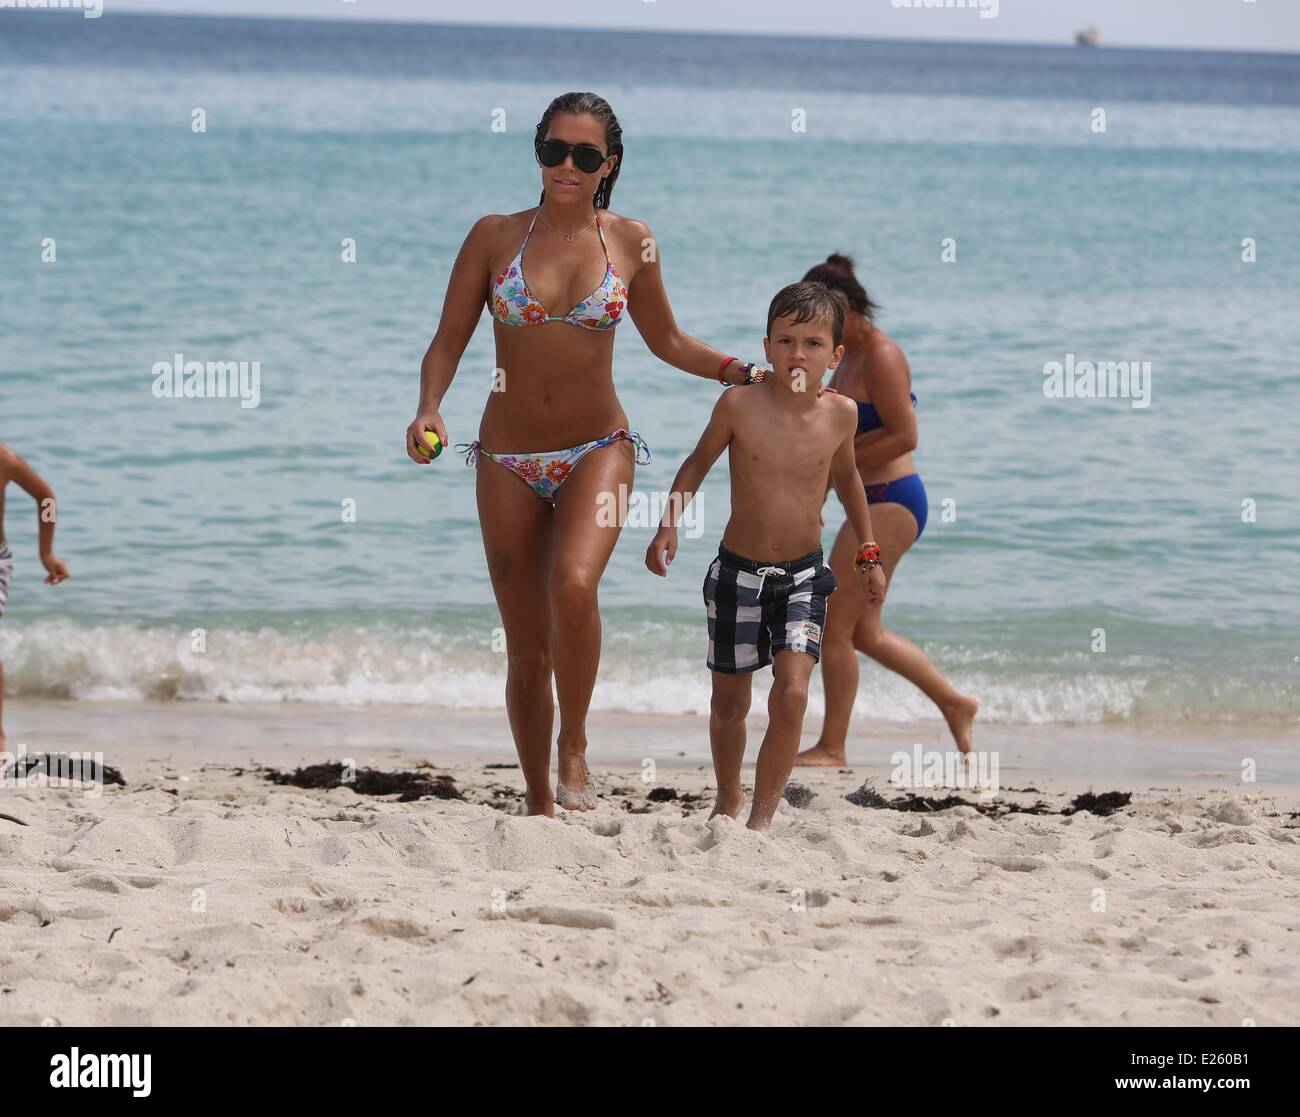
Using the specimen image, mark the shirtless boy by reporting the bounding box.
[646,283,886,830]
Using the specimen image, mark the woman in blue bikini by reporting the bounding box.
[406,92,766,815]
[796,255,978,764]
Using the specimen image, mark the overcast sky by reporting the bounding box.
[94,0,1300,54]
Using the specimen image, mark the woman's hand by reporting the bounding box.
[406,411,449,464]
[724,362,770,387]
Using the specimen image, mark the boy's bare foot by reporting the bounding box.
[942,695,979,754]
[794,741,847,767]
[710,788,745,819]
[556,744,596,811]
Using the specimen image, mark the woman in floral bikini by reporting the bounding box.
[406,92,766,815]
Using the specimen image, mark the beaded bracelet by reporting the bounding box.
[854,541,882,570]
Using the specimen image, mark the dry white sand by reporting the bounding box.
[2,717,1297,1027]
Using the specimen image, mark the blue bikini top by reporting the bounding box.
[857,392,917,433]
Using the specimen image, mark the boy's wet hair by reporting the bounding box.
[766,282,850,348]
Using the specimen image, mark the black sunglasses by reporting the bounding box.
[537,139,610,175]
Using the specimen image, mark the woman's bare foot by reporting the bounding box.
[556,743,596,811]
[942,694,979,754]
[794,741,848,767]
[710,788,745,819]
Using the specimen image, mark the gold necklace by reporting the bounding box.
[538,211,597,243]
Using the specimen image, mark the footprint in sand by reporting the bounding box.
[986,856,1046,873]
[0,897,53,927]
[503,905,616,931]
[74,872,129,894]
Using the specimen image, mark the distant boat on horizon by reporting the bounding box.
[1075,25,1101,48]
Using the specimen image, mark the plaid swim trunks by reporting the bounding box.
[0,544,11,621]
[703,544,837,673]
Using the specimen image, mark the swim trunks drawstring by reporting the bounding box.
[755,564,785,596]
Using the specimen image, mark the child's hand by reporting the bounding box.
[645,528,677,577]
[42,553,69,585]
[862,563,886,607]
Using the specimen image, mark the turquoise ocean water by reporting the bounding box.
[2,13,1299,727]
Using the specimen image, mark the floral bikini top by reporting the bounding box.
[490,211,627,331]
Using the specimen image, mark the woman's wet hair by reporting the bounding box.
[534,92,624,210]
[802,254,880,323]
[767,281,851,348]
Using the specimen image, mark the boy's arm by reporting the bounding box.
[1,446,69,584]
[829,404,885,605]
[645,393,737,576]
[660,395,736,527]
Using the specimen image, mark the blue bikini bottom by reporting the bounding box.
[863,473,928,541]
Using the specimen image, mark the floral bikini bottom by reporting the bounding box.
[458,427,652,502]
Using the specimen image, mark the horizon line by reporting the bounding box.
[43,7,1300,59]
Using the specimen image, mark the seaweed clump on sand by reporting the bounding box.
[890,790,989,812]
[1000,799,1057,816]
[1062,790,1131,817]
[262,762,464,803]
[782,783,816,809]
[845,781,892,809]
[845,779,1125,818]
[483,785,524,812]
[646,786,702,804]
[628,786,705,814]
[4,753,126,787]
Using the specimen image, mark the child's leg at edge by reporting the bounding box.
[748,650,816,830]
[709,670,752,818]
